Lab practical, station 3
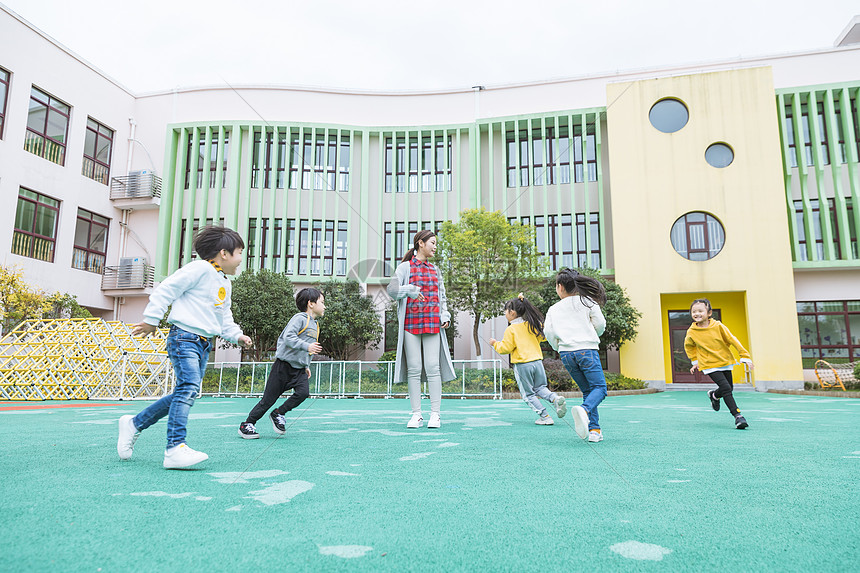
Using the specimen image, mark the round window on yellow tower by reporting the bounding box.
[705,142,734,168]
[670,212,725,261]
[649,98,688,133]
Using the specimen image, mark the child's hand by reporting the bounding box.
[689,365,698,374]
[441,321,450,329]
[488,338,497,346]
[308,342,323,355]
[238,335,253,349]
[132,322,157,337]
[306,368,312,380]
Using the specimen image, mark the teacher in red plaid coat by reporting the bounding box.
[387,230,456,429]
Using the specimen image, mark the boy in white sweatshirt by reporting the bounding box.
[117,225,252,469]
[544,268,608,442]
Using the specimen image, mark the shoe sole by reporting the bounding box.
[535,418,554,425]
[270,416,286,435]
[708,391,720,411]
[164,453,209,469]
[427,418,441,429]
[556,396,567,418]
[735,421,749,429]
[572,406,589,439]
[238,428,260,439]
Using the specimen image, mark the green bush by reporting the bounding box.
[855,363,860,380]
[503,359,646,393]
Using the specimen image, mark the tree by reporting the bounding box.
[316,279,383,360]
[45,293,93,319]
[437,208,548,356]
[0,265,52,334]
[532,266,641,352]
[230,269,296,362]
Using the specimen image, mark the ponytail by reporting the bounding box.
[503,293,545,338]
[401,230,436,263]
[556,268,606,306]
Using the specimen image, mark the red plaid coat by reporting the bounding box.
[404,257,441,335]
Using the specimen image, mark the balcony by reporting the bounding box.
[101,258,155,297]
[110,171,162,210]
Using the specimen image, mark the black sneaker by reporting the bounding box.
[708,390,720,411]
[734,415,749,430]
[238,422,259,439]
[270,410,286,435]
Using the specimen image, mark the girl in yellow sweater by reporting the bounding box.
[684,298,753,429]
[489,293,567,425]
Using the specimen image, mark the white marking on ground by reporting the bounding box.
[327,471,360,476]
[246,481,315,505]
[413,439,447,443]
[226,505,242,512]
[609,541,673,561]
[453,417,512,428]
[620,520,630,523]
[358,429,413,436]
[350,464,361,467]
[130,491,196,499]
[667,480,690,483]
[852,451,860,455]
[208,470,289,484]
[318,545,373,558]
[195,496,212,501]
[759,417,803,422]
[188,412,246,420]
[400,452,436,461]
[628,421,642,424]
[674,468,687,471]
[842,456,860,459]
[437,442,460,448]
[71,419,116,425]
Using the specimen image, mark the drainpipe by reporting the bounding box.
[127,117,136,175]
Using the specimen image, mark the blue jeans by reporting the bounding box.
[560,349,607,430]
[133,326,211,448]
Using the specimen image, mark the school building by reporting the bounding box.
[1,5,859,389]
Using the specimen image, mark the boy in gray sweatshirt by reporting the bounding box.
[239,288,325,438]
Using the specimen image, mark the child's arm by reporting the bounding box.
[589,303,607,336]
[489,327,516,356]
[543,308,559,351]
[720,323,752,365]
[133,265,200,335]
[386,263,421,301]
[280,315,311,352]
[684,331,699,372]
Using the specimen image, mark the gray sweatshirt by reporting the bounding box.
[275,312,319,369]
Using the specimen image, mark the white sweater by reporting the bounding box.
[544,295,606,352]
[142,260,244,343]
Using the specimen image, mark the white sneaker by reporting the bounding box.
[163,444,209,469]
[427,412,441,429]
[407,413,423,429]
[535,416,554,425]
[588,430,603,442]
[117,415,140,460]
[571,405,589,439]
[554,395,567,418]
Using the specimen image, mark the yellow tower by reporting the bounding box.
[606,67,803,388]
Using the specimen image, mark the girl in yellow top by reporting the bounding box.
[684,298,753,429]
[489,294,567,425]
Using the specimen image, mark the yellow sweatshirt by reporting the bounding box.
[684,318,751,371]
[493,318,544,363]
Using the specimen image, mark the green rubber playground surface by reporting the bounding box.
[2,392,858,572]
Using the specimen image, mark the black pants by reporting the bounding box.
[245,359,310,424]
[707,370,740,415]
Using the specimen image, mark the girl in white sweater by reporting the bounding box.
[544,269,608,442]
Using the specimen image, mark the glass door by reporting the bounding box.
[669,308,720,383]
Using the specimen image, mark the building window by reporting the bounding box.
[0,67,10,139]
[255,131,349,192]
[510,213,600,270]
[575,214,601,269]
[670,212,725,261]
[178,218,224,267]
[298,220,309,275]
[649,98,688,133]
[82,118,113,185]
[336,222,348,277]
[506,125,596,187]
[25,86,70,165]
[73,208,108,273]
[187,131,229,189]
[385,136,452,193]
[12,188,59,262]
[704,142,734,168]
[285,219,296,274]
[784,100,832,168]
[793,198,855,260]
[797,301,860,368]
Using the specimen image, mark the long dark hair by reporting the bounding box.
[504,293,544,338]
[556,268,606,306]
[401,230,436,263]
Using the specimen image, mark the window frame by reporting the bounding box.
[72,208,109,273]
[796,300,860,368]
[0,66,10,140]
[25,86,71,165]
[12,187,60,263]
[82,117,114,185]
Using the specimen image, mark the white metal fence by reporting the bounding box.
[201,359,504,399]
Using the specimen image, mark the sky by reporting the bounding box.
[1,0,858,94]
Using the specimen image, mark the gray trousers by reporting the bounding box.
[513,360,557,417]
[403,331,442,414]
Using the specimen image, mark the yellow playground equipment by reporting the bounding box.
[813,360,852,391]
[0,318,171,401]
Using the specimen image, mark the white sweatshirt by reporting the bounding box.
[142,260,244,343]
[544,295,606,352]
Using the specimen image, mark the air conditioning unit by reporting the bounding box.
[116,257,147,288]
